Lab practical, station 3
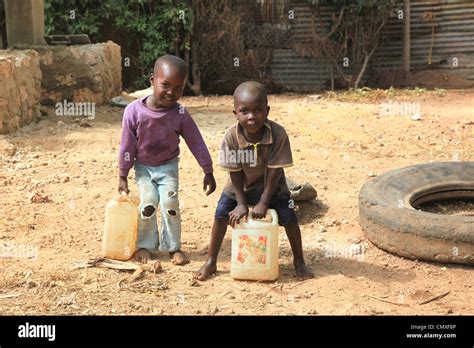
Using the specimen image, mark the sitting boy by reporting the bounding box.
[194,81,313,280]
[118,55,216,265]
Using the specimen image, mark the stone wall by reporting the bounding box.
[0,50,42,134]
[34,41,122,105]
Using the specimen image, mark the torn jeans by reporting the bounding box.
[134,158,181,252]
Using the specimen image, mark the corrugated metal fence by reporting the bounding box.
[271,0,474,91]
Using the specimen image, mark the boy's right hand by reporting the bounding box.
[118,176,130,195]
[228,204,248,227]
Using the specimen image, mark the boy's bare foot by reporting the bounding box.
[169,250,189,265]
[193,260,217,281]
[295,261,313,280]
[134,248,151,263]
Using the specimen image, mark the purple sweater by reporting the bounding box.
[118,96,213,177]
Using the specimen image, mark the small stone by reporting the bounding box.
[30,179,41,187]
[57,120,65,127]
[0,140,17,156]
[62,176,70,183]
[29,192,49,203]
[324,218,340,227]
[367,172,377,177]
[82,179,88,185]
[319,225,327,233]
[188,278,199,287]
[152,260,163,273]
[79,119,92,128]
[15,163,32,170]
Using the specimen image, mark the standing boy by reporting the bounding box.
[118,55,216,265]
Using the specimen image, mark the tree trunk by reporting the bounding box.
[354,46,375,89]
[329,62,335,91]
[189,39,201,95]
[187,0,202,96]
[402,0,411,72]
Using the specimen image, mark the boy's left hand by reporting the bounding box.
[203,173,216,196]
[252,202,268,219]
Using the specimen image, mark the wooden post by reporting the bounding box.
[5,0,46,46]
[402,0,411,72]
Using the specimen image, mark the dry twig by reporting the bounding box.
[364,294,410,307]
[419,291,450,305]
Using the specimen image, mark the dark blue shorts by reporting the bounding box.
[214,191,298,225]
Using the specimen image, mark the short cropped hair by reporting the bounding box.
[233,81,268,107]
[153,55,188,78]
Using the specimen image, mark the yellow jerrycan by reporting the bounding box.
[231,209,279,281]
[102,194,140,260]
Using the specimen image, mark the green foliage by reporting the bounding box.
[44,0,192,88]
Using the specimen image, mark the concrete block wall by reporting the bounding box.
[35,41,122,105]
[0,41,122,133]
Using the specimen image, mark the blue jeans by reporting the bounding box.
[134,158,181,252]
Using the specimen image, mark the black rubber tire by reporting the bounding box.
[359,161,474,265]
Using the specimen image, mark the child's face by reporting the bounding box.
[233,94,270,135]
[150,65,186,108]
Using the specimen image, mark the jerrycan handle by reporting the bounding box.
[115,191,129,203]
[247,208,278,226]
[115,191,141,206]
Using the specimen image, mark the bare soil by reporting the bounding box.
[1,89,473,315]
[419,199,474,216]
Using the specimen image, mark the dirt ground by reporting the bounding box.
[1,89,473,315]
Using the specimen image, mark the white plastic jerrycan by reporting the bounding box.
[102,194,140,261]
[231,209,279,281]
